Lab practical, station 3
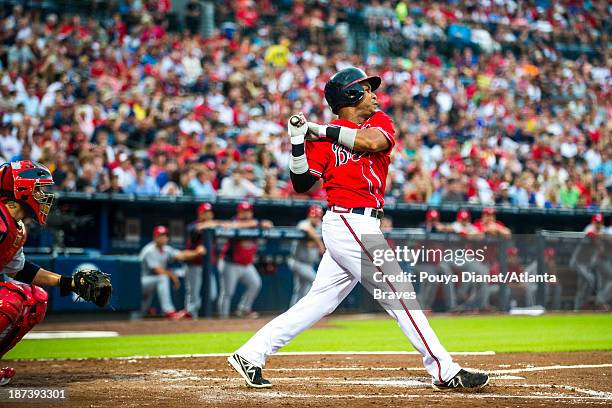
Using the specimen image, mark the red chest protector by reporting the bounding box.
[0,201,27,271]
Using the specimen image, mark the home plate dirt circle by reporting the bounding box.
[7,351,612,407]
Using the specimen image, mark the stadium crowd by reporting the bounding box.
[0,0,610,209]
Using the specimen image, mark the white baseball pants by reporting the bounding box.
[236,211,461,383]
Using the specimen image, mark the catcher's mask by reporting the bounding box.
[0,160,55,225]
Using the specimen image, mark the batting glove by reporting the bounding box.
[288,112,308,145]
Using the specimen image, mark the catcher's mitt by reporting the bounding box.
[73,269,112,307]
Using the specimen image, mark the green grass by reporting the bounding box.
[5,313,612,360]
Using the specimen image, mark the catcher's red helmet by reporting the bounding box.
[0,161,54,224]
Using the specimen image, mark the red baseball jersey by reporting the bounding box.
[220,238,258,265]
[305,111,395,209]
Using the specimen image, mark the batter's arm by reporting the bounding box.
[307,122,389,152]
[352,128,390,152]
[288,113,320,193]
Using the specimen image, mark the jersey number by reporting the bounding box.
[332,144,365,167]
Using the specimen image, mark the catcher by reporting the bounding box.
[0,160,112,385]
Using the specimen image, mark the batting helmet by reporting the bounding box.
[0,161,54,225]
[324,67,381,114]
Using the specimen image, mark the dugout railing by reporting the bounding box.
[196,228,610,317]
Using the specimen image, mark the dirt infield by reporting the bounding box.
[6,351,612,407]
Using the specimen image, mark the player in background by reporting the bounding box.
[572,214,603,310]
[540,248,562,310]
[184,203,213,319]
[473,208,512,310]
[435,209,483,237]
[188,202,273,317]
[473,207,511,239]
[417,209,456,311]
[594,216,612,310]
[508,247,562,309]
[217,202,273,318]
[139,225,201,319]
[288,205,324,307]
[421,208,442,233]
[437,209,490,311]
[0,161,111,385]
[228,67,488,391]
[572,214,611,310]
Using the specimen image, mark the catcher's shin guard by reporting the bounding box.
[0,282,48,358]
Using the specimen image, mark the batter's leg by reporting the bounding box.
[237,265,262,314]
[333,213,461,383]
[235,251,358,367]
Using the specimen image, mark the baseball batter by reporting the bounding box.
[228,67,489,390]
[287,205,324,306]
